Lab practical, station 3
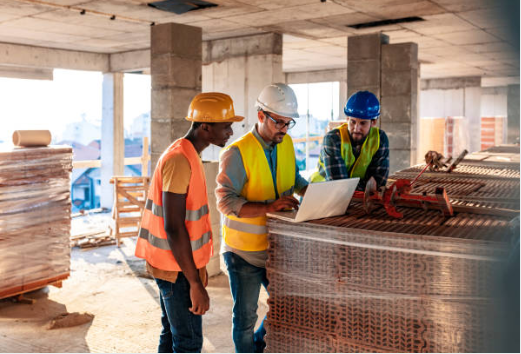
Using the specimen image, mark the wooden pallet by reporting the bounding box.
[110,176,150,247]
[0,273,69,300]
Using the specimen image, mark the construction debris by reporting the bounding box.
[48,312,94,330]
[70,231,116,249]
[71,212,115,249]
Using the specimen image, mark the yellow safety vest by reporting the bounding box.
[310,123,380,183]
[221,132,296,251]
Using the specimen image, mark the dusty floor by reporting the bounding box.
[0,238,268,353]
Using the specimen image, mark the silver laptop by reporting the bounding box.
[267,177,359,223]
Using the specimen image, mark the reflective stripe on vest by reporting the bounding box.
[310,124,380,183]
[135,138,213,272]
[221,132,296,252]
[139,227,212,251]
[223,216,267,235]
[145,198,209,221]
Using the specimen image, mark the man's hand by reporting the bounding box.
[267,195,300,212]
[189,282,210,315]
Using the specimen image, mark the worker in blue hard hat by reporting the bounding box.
[310,90,390,190]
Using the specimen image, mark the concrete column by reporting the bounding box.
[202,33,283,161]
[348,34,420,173]
[380,43,419,173]
[150,23,202,173]
[507,84,520,144]
[347,33,389,100]
[100,72,124,209]
[203,161,221,277]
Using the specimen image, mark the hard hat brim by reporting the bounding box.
[185,115,245,123]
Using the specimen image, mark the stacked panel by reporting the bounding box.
[0,146,73,299]
[265,149,518,353]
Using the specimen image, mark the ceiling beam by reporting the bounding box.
[0,65,53,80]
[109,49,150,73]
[0,42,109,72]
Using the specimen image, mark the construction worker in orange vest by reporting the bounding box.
[135,92,244,353]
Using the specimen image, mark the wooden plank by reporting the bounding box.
[117,189,144,207]
[117,231,138,238]
[110,176,149,184]
[0,273,69,300]
[116,207,141,213]
[118,185,147,191]
[73,159,102,169]
[117,217,141,226]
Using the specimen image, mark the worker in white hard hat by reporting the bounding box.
[216,83,308,352]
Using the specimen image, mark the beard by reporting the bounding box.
[350,132,366,145]
[273,132,285,144]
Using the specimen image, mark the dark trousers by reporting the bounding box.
[155,274,203,353]
[223,251,269,353]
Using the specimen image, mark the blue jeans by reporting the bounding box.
[155,274,203,353]
[223,251,269,353]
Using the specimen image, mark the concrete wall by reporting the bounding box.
[481,87,508,117]
[507,84,520,144]
[201,33,283,161]
[203,161,221,277]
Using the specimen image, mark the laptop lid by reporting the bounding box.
[268,177,359,223]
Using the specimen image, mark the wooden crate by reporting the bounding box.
[110,176,149,246]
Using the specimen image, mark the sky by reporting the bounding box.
[0,69,150,146]
[0,70,339,147]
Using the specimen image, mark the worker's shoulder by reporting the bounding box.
[162,151,191,171]
[377,128,389,145]
[324,127,342,141]
[219,144,241,161]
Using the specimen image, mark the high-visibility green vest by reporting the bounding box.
[221,132,296,251]
[310,123,380,183]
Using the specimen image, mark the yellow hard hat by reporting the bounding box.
[186,92,244,123]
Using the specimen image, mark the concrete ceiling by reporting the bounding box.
[0,0,519,82]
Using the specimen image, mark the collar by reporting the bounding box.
[252,124,275,151]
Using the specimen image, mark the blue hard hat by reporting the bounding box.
[344,91,380,120]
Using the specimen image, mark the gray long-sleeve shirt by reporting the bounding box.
[216,125,308,267]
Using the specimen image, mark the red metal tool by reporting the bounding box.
[353,164,454,219]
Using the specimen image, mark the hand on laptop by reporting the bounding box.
[267,195,300,212]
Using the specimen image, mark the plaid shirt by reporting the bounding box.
[317,127,390,191]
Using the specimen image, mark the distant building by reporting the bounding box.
[62,114,101,146]
[129,112,150,139]
[65,137,146,212]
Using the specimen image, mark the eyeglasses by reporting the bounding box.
[264,111,296,130]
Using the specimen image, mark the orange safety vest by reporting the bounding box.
[135,138,213,271]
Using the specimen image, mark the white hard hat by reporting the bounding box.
[255,83,300,119]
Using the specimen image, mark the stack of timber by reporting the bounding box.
[265,146,519,353]
[0,146,73,299]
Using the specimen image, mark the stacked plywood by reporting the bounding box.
[265,149,519,353]
[481,117,506,150]
[0,146,73,299]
